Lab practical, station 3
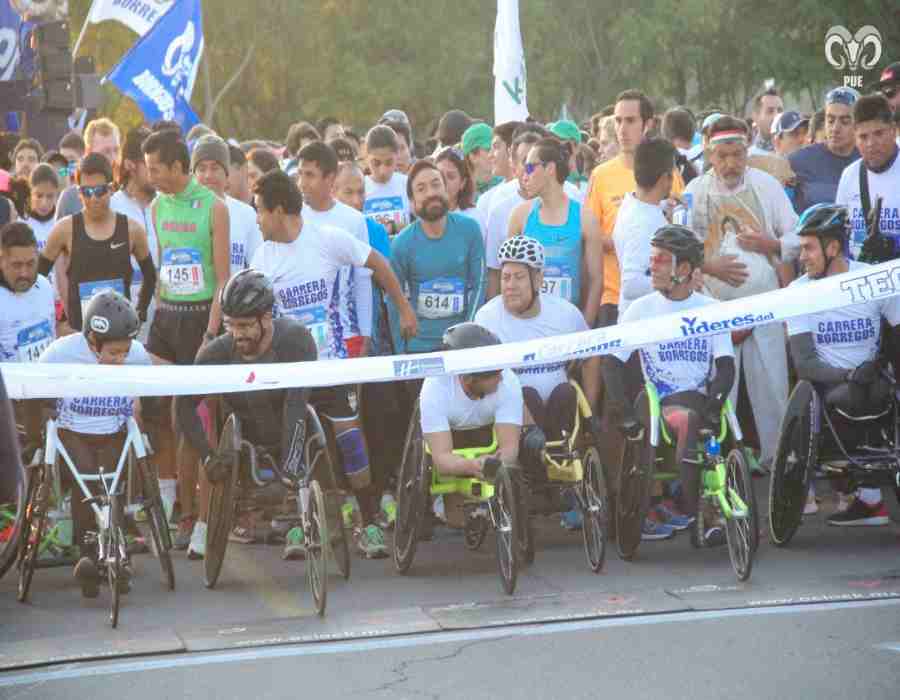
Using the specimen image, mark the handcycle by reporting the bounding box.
[17,416,174,628]
[462,378,609,574]
[203,404,351,617]
[769,372,900,546]
[617,383,758,581]
[392,400,526,595]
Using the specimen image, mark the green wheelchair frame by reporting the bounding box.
[392,400,525,595]
[617,383,758,581]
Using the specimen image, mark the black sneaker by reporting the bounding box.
[826,499,889,527]
[74,557,100,599]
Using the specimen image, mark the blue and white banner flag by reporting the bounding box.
[89,0,175,37]
[106,0,203,132]
[0,0,22,82]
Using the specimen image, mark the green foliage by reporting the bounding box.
[67,0,900,140]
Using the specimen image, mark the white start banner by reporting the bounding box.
[4,259,900,399]
[88,0,175,37]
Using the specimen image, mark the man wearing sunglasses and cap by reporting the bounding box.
[39,153,156,333]
[789,87,860,214]
[875,61,900,115]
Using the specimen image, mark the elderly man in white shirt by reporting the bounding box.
[684,115,799,469]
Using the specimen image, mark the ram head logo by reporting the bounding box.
[825,25,882,71]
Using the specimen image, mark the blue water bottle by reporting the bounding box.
[706,436,720,457]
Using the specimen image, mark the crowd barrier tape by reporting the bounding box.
[3,259,900,400]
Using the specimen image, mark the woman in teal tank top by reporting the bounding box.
[523,198,582,304]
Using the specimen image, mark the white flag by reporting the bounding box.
[493,0,529,125]
[88,0,175,37]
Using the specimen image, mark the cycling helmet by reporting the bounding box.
[441,322,501,351]
[83,290,140,342]
[497,235,545,270]
[651,224,705,269]
[795,203,849,242]
[220,269,275,318]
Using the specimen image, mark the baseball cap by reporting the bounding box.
[380,109,410,127]
[825,86,860,107]
[549,119,582,144]
[461,123,493,156]
[876,61,900,90]
[772,111,809,136]
[437,110,474,146]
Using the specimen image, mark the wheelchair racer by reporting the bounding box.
[603,225,736,545]
[475,235,600,528]
[176,270,319,560]
[419,323,522,489]
[786,204,900,526]
[38,290,152,598]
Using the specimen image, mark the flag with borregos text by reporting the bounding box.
[88,0,175,37]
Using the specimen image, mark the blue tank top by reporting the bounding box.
[524,198,582,304]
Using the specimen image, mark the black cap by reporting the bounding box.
[876,61,900,89]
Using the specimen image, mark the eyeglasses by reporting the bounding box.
[524,161,547,175]
[79,184,110,199]
[825,87,859,107]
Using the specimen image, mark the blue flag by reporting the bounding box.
[106,0,204,133]
[0,0,22,82]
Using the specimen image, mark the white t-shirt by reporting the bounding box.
[20,216,54,252]
[612,193,668,314]
[0,275,56,362]
[364,172,410,236]
[454,206,486,241]
[475,294,588,401]
[302,200,374,338]
[249,222,371,360]
[614,291,735,399]
[420,369,523,434]
[225,195,263,276]
[786,261,900,370]
[39,333,152,435]
[835,152,900,260]
[485,188,526,270]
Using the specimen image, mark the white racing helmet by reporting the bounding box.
[497,235,545,270]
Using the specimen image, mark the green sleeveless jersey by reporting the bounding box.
[155,178,217,303]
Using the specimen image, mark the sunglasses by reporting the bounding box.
[883,87,899,100]
[524,161,547,176]
[825,87,859,106]
[79,184,110,199]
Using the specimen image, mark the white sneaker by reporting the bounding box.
[803,492,819,515]
[187,521,207,560]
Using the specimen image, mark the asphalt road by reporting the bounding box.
[1,478,899,699]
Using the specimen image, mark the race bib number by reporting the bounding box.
[161,248,205,297]
[541,262,574,302]
[79,279,126,320]
[364,196,409,236]
[16,320,52,363]
[293,305,331,357]
[417,278,464,320]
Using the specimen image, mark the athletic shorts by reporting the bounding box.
[147,300,211,365]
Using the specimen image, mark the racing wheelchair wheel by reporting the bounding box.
[108,493,124,629]
[16,461,48,603]
[0,449,29,581]
[305,479,329,617]
[393,401,429,575]
[724,448,755,581]
[494,465,522,595]
[769,382,817,547]
[204,414,241,589]
[581,446,608,573]
[306,406,350,581]
[616,438,653,561]
[138,456,175,592]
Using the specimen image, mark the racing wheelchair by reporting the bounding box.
[16,416,174,628]
[204,404,350,617]
[392,400,528,595]
[617,383,758,581]
[461,378,609,574]
[769,373,900,546]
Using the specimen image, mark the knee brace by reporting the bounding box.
[336,427,371,490]
[519,425,547,483]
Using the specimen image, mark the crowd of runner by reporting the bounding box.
[1,59,900,596]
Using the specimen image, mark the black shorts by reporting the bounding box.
[595,303,618,328]
[147,301,211,365]
[310,385,358,422]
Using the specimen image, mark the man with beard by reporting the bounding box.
[389,159,485,354]
[684,115,798,471]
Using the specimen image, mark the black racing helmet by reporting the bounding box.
[651,224,705,269]
[795,203,849,244]
[83,290,140,342]
[220,269,275,318]
[441,322,501,351]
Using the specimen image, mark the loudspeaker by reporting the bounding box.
[33,21,70,51]
[73,73,102,110]
[36,79,74,111]
[38,50,73,82]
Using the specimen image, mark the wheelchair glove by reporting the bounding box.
[618,414,645,442]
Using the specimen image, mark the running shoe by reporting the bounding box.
[357,524,388,559]
[282,526,306,560]
[655,501,695,530]
[641,517,676,541]
[187,521,207,560]
[803,491,819,515]
[560,508,583,531]
[826,499,889,527]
